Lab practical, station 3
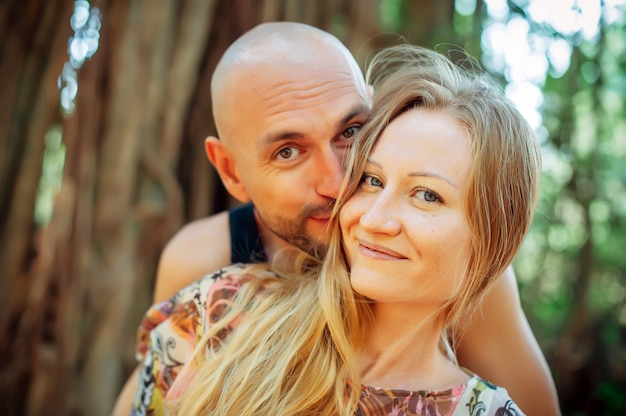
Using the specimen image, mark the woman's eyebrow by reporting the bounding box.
[366,158,457,188]
[408,171,458,188]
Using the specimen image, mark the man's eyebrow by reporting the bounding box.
[259,103,370,147]
[337,104,370,130]
[259,130,304,146]
[366,158,458,188]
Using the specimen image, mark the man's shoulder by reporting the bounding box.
[168,211,231,250]
[161,211,232,266]
[153,211,232,303]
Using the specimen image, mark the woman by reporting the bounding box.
[134,44,541,415]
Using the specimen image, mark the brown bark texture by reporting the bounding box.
[0,1,456,415]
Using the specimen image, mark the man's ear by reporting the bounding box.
[204,136,251,203]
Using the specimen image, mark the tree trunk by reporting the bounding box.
[0,1,457,414]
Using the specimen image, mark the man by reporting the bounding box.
[114,22,559,415]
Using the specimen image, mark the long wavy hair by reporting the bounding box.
[171,44,541,415]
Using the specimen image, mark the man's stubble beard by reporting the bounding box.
[258,204,332,259]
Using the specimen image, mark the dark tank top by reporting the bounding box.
[228,203,267,263]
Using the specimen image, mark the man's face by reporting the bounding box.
[225,62,370,256]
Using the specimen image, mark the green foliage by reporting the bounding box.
[463,0,626,413]
[382,2,626,412]
[383,2,626,412]
[34,125,66,226]
[379,0,404,32]
[593,380,626,415]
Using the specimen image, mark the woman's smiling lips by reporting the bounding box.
[357,239,407,260]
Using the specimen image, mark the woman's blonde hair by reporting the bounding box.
[171,44,541,415]
[169,255,368,415]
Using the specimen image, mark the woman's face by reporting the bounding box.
[340,108,472,307]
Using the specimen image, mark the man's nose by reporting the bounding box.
[314,150,345,199]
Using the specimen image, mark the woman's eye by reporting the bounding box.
[416,189,440,203]
[361,174,383,188]
[276,147,299,160]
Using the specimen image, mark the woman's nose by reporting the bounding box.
[358,193,401,236]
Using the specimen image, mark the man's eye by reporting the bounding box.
[276,147,299,160]
[342,125,361,139]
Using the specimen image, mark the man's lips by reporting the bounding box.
[309,215,331,222]
[357,240,407,260]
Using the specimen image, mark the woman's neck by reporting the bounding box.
[358,302,469,391]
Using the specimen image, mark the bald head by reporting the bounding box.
[211,22,366,141]
[204,22,370,256]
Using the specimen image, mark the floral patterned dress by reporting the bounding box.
[130,264,524,416]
